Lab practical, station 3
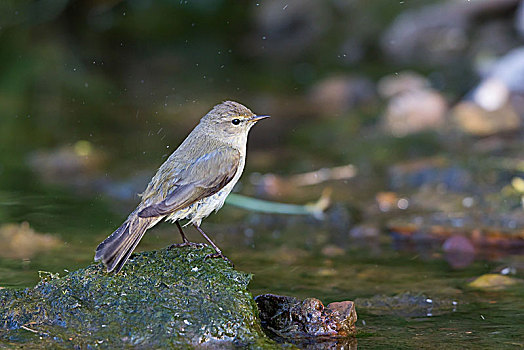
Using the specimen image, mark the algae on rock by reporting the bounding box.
[0,246,277,348]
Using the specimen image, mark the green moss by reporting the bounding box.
[0,246,279,348]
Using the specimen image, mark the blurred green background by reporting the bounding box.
[2,0,524,348]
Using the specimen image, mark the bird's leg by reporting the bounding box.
[169,221,204,249]
[176,221,189,244]
[192,224,233,265]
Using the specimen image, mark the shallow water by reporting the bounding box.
[1,189,523,348]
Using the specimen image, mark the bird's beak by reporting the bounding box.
[248,115,270,123]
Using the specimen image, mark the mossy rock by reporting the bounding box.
[0,246,279,348]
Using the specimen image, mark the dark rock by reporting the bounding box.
[381,0,520,65]
[470,20,520,62]
[255,294,357,347]
[248,0,329,59]
[0,247,277,349]
[517,1,524,38]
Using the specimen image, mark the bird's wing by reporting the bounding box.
[137,146,241,218]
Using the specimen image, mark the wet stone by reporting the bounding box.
[0,247,277,349]
[255,294,357,347]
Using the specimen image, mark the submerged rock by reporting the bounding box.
[0,247,276,348]
[468,273,522,291]
[355,292,458,318]
[255,294,357,348]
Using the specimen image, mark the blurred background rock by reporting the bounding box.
[1,0,523,176]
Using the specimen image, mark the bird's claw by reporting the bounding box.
[205,252,233,266]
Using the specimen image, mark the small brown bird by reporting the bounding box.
[95,101,268,273]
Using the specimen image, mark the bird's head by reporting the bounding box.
[200,101,269,141]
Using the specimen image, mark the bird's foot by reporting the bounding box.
[169,242,205,249]
[205,252,234,266]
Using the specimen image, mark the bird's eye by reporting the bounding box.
[231,118,240,125]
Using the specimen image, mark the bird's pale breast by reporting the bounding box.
[165,151,246,227]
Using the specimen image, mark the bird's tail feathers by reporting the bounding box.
[95,211,155,273]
